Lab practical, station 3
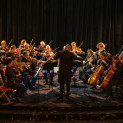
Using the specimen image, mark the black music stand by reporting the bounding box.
[43,61,58,90]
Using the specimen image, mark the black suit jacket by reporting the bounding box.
[54,50,78,84]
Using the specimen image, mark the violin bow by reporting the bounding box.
[30,39,34,45]
[8,39,13,47]
[48,40,52,45]
[78,42,84,48]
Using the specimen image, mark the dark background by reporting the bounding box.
[0,0,123,54]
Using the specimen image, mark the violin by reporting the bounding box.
[4,45,9,51]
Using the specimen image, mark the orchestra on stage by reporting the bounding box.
[0,39,123,103]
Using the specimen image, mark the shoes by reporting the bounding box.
[106,96,112,102]
[57,97,64,102]
[15,97,24,103]
[91,86,97,90]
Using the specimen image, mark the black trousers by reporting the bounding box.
[60,82,70,98]
[5,82,25,98]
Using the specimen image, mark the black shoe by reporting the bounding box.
[106,96,112,102]
[29,86,36,90]
[57,97,63,102]
[44,82,48,85]
[16,97,24,103]
[91,86,96,90]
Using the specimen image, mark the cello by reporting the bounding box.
[88,62,105,85]
[100,54,123,89]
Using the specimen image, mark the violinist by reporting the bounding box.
[6,45,18,58]
[21,51,37,88]
[79,49,97,82]
[38,41,46,51]
[106,55,123,101]
[0,40,9,51]
[95,42,106,60]
[21,43,33,56]
[39,50,55,85]
[4,57,25,103]
[19,39,27,50]
[71,42,83,53]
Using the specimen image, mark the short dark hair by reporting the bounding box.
[23,51,29,56]
[112,55,119,60]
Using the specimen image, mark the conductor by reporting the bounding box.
[54,44,82,100]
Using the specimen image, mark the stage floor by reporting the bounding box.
[0,73,123,122]
[0,73,123,107]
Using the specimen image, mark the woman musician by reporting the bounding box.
[79,49,97,83]
[71,42,85,53]
[37,50,56,86]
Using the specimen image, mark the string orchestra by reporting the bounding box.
[0,39,123,103]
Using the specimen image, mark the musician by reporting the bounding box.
[6,45,17,57]
[38,41,46,51]
[96,42,106,60]
[4,57,25,103]
[21,43,30,54]
[19,39,27,50]
[0,40,9,51]
[71,42,83,53]
[106,55,123,100]
[54,44,82,100]
[39,50,54,85]
[79,49,97,82]
[21,51,37,88]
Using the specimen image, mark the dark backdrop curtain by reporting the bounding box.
[0,0,123,54]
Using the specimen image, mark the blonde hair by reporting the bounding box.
[96,42,106,49]
[40,41,45,45]
[1,40,6,45]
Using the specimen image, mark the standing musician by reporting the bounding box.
[4,57,25,103]
[79,49,97,82]
[38,50,55,85]
[54,44,82,100]
[106,55,123,101]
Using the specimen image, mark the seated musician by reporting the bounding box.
[6,45,17,57]
[0,40,9,51]
[106,55,123,100]
[95,42,106,60]
[4,57,25,103]
[71,42,83,53]
[21,51,37,88]
[11,56,35,92]
[38,41,46,51]
[79,49,97,82]
[19,39,27,50]
[39,50,54,85]
[21,43,30,54]
[0,56,6,83]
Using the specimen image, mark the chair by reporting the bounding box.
[116,83,123,98]
[0,68,13,103]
